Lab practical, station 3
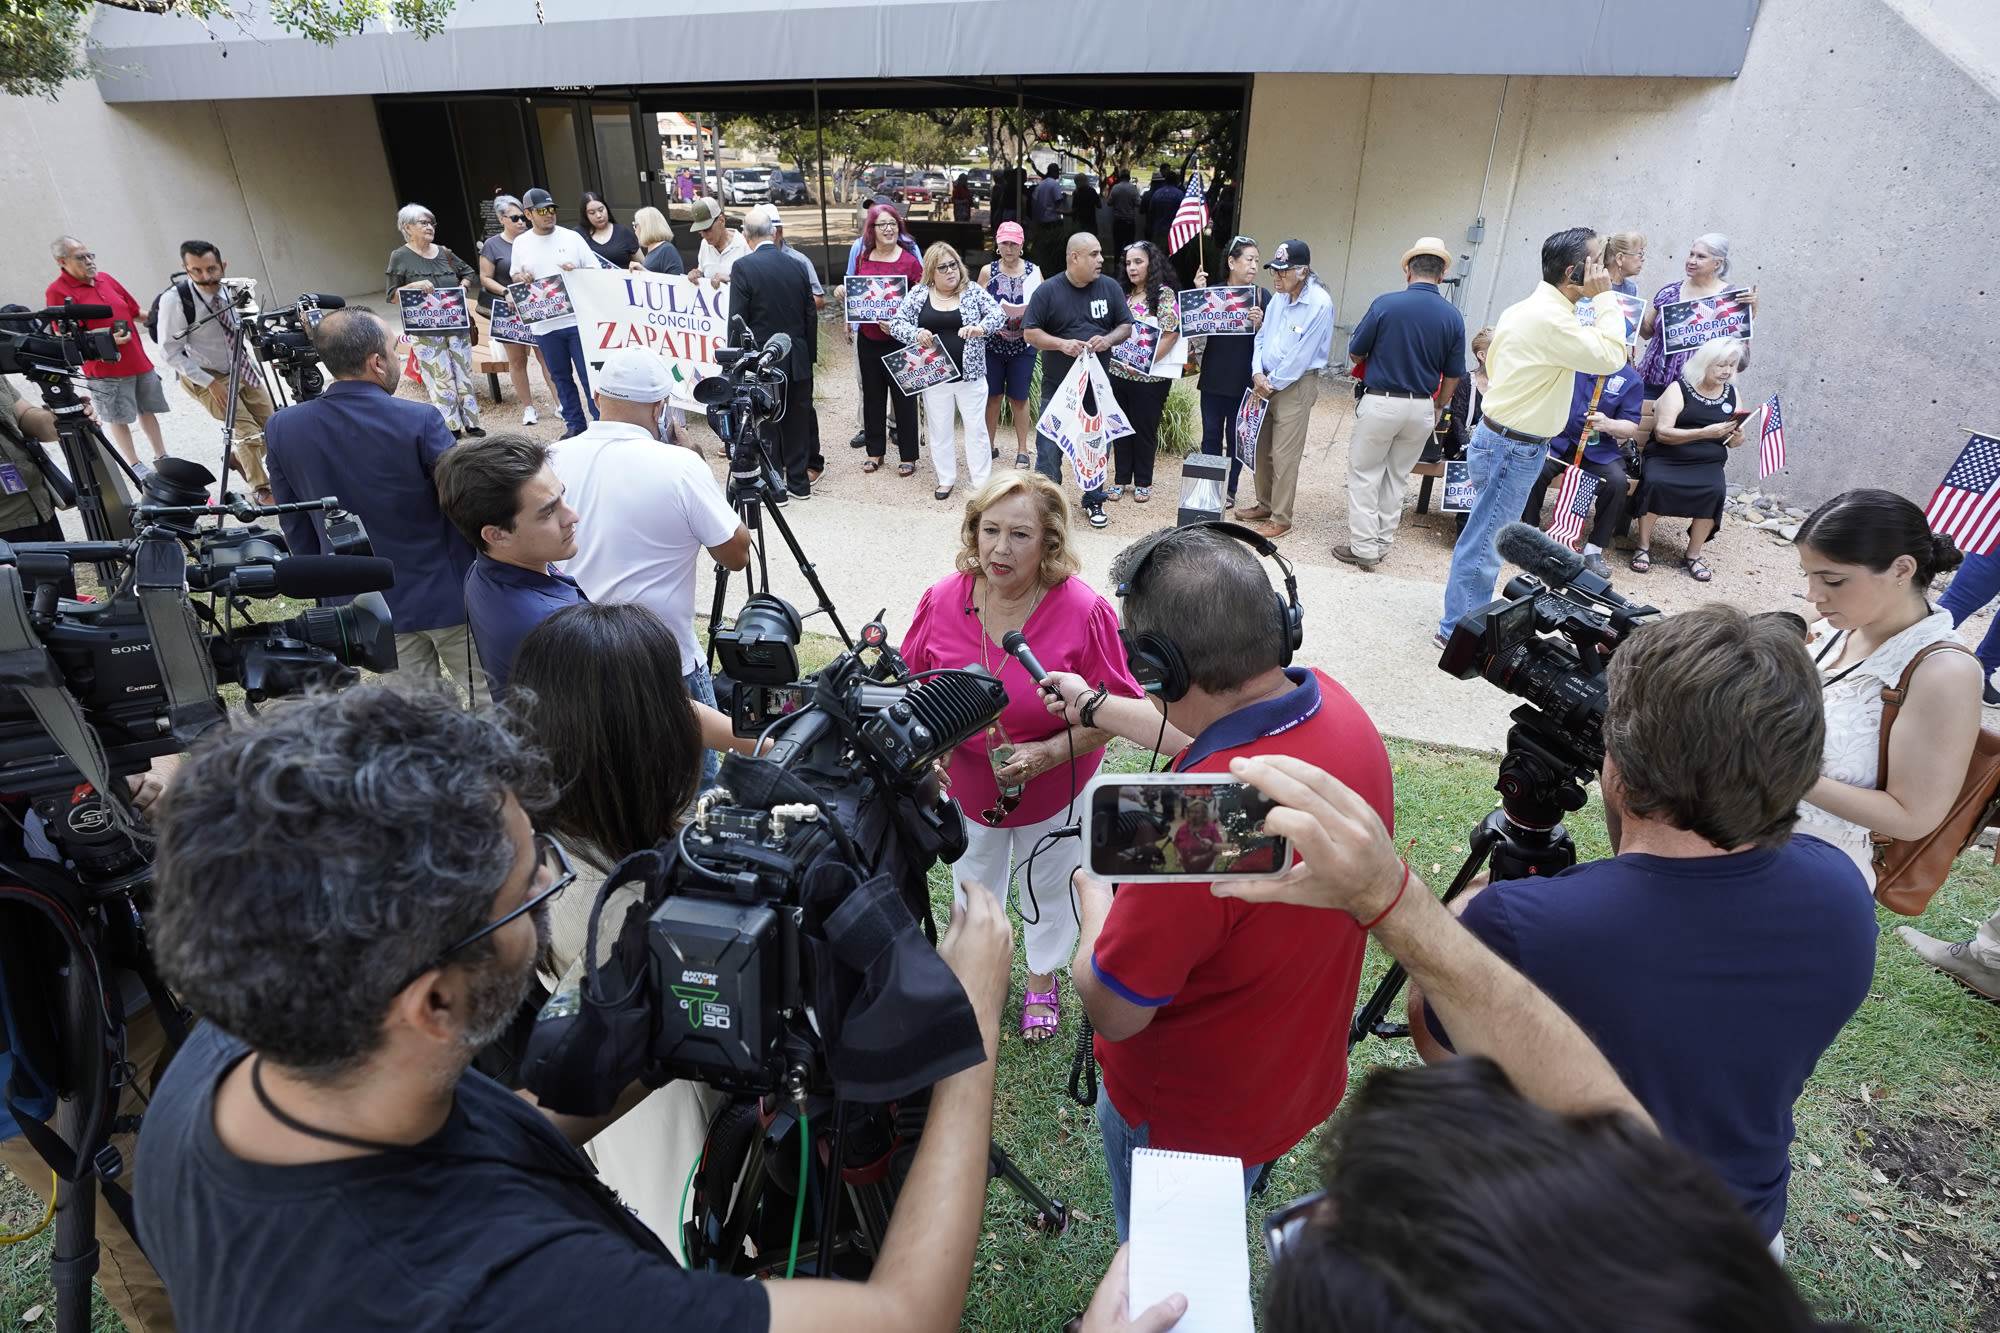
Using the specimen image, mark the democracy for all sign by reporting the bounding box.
[1660,288,1754,355]
[1177,286,1257,336]
[564,270,733,410]
[888,340,960,396]
[488,296,536,346]
[399,287,472,334]
[845,275,908,323]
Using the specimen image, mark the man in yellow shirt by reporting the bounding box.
[1435,228,1629,645]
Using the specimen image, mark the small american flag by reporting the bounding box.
[1545,464,1601,547]
[1755,395,1786,478]
[1168,174,1210,256]
[1926,432,2000,556]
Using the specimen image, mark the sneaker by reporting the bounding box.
[1896,926,2000,1002]
[1432,631,1450,651]
[1133,487,1151,503]
[788,485,812,501]
[1104,485,1124,502]
[1084,502,1108,529]
[850,430,868,449]
[1332,544,1380,569]
[1582,552,1612,581]
[464,426,487,439]
[521,406,539,425]
[1985,678,1999,708]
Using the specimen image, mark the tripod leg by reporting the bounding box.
[755,497,854,650]
[988,1142,1069,1234]
[50,949,100,1333]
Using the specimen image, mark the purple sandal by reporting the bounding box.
[1021,987,1061,1042]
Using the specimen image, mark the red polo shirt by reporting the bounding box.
[1090,668,1394,1166]
[44,270,152,378]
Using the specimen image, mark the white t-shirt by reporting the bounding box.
[507,226,603,334]
[697,231,750,281]
[551,421,741,674]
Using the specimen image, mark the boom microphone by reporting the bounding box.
[298,293,347,310]
[760,331,792,365]
[999,629,1049,684]
[1494,521,1636,611]
[0,305,116,323]
[227,556,396,599]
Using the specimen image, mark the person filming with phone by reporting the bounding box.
[1037,521,1393,1241]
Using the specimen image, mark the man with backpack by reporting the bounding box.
[152,240,276,503]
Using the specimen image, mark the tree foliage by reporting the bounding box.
[1,0,455,100]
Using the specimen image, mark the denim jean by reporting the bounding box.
[1438,421,1555,639]
[1035,356,1106,506]
[1939,547,2000,675]
[536,324,599,435]
[1096,1090,1266,1243]
[686,660,721,789]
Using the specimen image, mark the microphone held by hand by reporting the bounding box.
[1000,629,1049,684]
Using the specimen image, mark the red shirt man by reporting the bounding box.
[46,262,153,380]
[46,237,169,467]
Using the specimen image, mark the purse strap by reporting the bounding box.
[1874,641,1977,791]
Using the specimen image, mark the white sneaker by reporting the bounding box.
[522,406,539,426]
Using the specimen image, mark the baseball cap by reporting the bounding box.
[767,206,786,229]
[689,197,725,230]
[996,221,1025,245]
[1402,236,1453,267]
[523,188,555,210]
[1265,240,1311,271]
[594,347,675,404]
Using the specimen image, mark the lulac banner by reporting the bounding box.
[563,270,733,410]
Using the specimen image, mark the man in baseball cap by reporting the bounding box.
[1237,240,1334,540]
[688,197,748,288]
[1335,235,1467,569]
[507,185,607,436]
[550,345,751,784]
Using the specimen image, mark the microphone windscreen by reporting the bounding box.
[764,331,792,361]
[270,555,396,598]
[300,293,347,310]
[50,304,116,321]
[1494,521,1585,586]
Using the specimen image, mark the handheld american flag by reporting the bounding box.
[1545,465,1601,547]
[1168,174,1209,256]
[1756,395,1785,478]
[1926,432,2000,556]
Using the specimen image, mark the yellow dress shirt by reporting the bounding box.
[1480,282,1631,438]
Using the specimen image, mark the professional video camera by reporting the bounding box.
[1350,522,1662,1050]
[247,292,343,403]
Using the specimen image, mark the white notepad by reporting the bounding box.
[1128,1147,1255,1333]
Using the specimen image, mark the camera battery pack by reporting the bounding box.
[649,895,782,1085]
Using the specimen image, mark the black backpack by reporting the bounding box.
[143,273,195,344]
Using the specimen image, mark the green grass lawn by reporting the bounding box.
[5,716,1996,1329]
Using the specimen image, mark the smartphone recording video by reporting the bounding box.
[1081,774,1291,883]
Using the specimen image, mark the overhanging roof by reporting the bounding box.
[91,0,1762,103]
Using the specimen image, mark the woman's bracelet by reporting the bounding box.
[1357,861,1411,932]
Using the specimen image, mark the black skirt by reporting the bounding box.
[1631,455,1725,525]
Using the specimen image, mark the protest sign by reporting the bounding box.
[398,287,472,335]
[1177,286,1257,336]
[1577,291,1645,343]
[487,295,536,346]
[888,340,960,396]
[1034,353,1133,493]
[845,275,908,323]
[1233,389,1269,472]
[564,269,733,410]
[1440,460,1474,514]
[1660,288,1754,355]
[507,277,575,325]
[1112,321,1161,376]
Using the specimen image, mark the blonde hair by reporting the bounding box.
[632,206,673,250]
[1602,231,1646,267]
[1471,326,1496,363]
[921,241,966,293]
[1683,336,1744,384]
[954,473,1081,589]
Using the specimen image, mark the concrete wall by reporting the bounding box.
[0,83,396,313]
[1240,0,2000,503]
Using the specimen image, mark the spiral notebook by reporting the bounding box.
[1128,1147,1255,1333]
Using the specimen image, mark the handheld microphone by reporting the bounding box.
[225,556,396,599]
[1494,521,1637,611]
[1000,629,1049,684]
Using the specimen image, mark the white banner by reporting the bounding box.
[563,270,733,410]
[1033,353,1133,493]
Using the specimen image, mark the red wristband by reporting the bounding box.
[1357,861,1410,932]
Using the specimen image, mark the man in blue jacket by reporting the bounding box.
[264,307,480,695]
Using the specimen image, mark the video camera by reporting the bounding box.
[248,292,344,402]
[695,315,793,504]
[0,301,120,379]
[526,600,1006,1112]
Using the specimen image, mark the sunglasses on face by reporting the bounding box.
[530,206,556,216]
[503,214,525,224]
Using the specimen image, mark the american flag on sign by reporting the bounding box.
[1755,395,1786,478]
[1168,174,1210,256]
[1546,465,1601,547]
[1926,432,2000,556]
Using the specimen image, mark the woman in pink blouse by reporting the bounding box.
[902,473,1144,1041]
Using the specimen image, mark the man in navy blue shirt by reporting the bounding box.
[265,306,480,694]
[434,433,584,696]
[1411,605,1878,1257]
[1520,367,1644,581]
[1338,237,1466,569]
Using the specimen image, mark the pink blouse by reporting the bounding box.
[902,571,1142,827]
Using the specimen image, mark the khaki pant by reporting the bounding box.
[1251,374,1321,529]
[1346,393,1436,561]
[0,1006,178,1332]
[178,374,273,492]
[394,622,485,705]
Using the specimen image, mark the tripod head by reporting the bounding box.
[697,314,794,511]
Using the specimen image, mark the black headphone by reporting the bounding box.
[1115,521,1304,703]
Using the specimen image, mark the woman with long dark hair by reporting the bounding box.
[1190,237,1270,507]
[580,191,640,270]
[1103,240,1181,503]
[1791,490,1988,993]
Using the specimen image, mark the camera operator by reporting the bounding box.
[1406,604,1877,1260]
[264,306,482,693]
[1043,523,1394,1240]
[151,241,276,503]
[135,681,1016,1332]
[0,374,74,550]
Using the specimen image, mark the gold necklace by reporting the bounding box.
[976,577,1045,673]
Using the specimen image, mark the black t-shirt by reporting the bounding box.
[477,234,513,309]
[918,294,967,377]
[1024,274,1133,398]
[586,223,641,270]
[1195,286,1273,398]
[137,1024,770,1333]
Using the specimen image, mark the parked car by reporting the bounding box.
[899,174,935,212]
[966,168,993,203]
[769,167,813,205]
[721,167,772,205]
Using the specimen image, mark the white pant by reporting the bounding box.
[1346,393,1436,560]
[922,378,993,492]
[952,807,1082,975]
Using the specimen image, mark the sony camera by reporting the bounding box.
[250,293,343,401]
[0,302,120,379]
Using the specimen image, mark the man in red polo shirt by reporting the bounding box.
[46,236,170,475]
[1045,523,1394,1240]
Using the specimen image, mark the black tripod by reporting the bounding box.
[1348,712,1590,1050]
[175,285,278,506]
